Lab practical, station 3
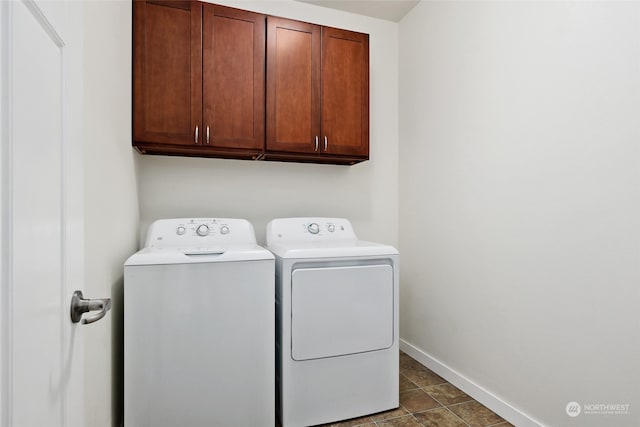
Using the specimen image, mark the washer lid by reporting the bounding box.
[124,244,274,266]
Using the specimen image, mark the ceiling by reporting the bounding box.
[296,0,419,22]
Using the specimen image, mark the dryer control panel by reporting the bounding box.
[144,218,257,247]
[266,218,357,246]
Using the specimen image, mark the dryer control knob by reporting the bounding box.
[176,226,186,235]
[196,224,209,236]
[307,223,320,234]
[220,225,230,235]
[327,224,335,232]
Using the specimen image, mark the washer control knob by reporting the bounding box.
[307,223,320,234]
[176,226,186,235]
[196,224,209,236]
[220,225,230,235]
[327,224,335,232]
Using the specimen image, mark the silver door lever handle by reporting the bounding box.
[70,290,112,325]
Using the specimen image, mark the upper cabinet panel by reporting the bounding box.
[133,0,202,146]
[133,1,369,165]
[203,4,265,150]
[133,1,264,158]
[265,18,369,164]
[321,27,369,158]
[266,17,321,154]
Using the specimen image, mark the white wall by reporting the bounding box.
[138,0,399,247]
[399,2,640,426]
[83,2,139,426]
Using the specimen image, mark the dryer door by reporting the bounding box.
[291,264,393,361]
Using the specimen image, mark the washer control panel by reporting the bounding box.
[266,218,357,246]
[196,224,210,236]
[307,223,320,234]
[144,218,257,247]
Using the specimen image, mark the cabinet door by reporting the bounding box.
[133,0,202,146]
[321,27,369,157]
[203,4,265,150]
[266,17,320,154]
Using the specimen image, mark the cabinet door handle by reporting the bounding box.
[206,126,210,144]
[324,136,328,151]
[314,135,319,152]
[195,126,199,144]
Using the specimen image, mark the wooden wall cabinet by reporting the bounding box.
[265,17,369,165]
[133,1,369,165]
[133,1,265,159]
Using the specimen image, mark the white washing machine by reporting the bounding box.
[266,217,399,427]
[124,218,274,427]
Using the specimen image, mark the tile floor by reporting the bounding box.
[310,351,514,427]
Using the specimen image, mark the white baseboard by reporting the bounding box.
[399,339,545,427]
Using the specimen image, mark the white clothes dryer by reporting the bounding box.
[266,218,399,427]
[124,218,274,427]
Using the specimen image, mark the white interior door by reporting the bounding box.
[1,0,85,426]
